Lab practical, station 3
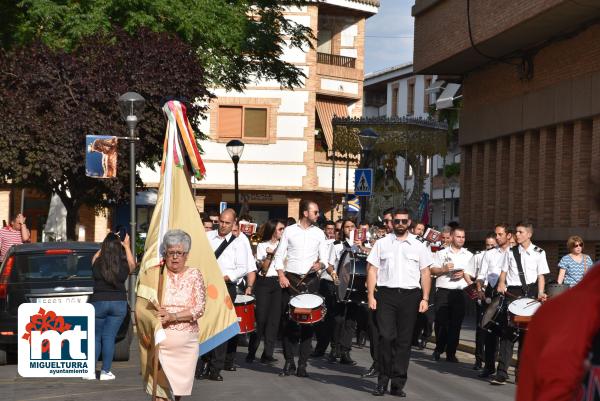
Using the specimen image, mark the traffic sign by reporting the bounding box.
[354,168,373,196]
[219,201,228,213]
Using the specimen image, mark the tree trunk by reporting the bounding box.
[65,205,79,241]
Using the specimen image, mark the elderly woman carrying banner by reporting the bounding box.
[137,229,206,400]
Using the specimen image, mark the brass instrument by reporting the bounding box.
[250,233,262,247]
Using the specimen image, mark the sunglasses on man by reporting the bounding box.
[393,218,409,225]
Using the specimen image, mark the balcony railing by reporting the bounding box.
[317,52,356,68]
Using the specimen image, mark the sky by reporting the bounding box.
[364,0,414,74]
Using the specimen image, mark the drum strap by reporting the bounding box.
[511,246,529,294]
[214,235,236,259]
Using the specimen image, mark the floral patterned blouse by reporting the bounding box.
[162,267,206,332]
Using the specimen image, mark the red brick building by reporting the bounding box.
[412,0,600,270]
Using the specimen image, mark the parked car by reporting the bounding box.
[0,242,133,365]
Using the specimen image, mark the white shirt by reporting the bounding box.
[503,243,550,286]
[256,240,279,277]
[477,247,509,287]
[273,224,328,275]
[366,233,433,289]
[207,230,252,282]
[321,239,337,281]
[433,246,473,290]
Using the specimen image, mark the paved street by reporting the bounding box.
[2,337,515,401]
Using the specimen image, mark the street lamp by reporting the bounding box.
[226,139,245,213]
[357,128,378,222]
[118,91,145,308]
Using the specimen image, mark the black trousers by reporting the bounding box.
[281,272,320,366]
[208,282,238,371]
[368,307,380,370]
[314,279,337,354]
[248,275,282,359]
[412,289,434,344]
[376,287,421,389]
[434,288,466,357]
[496,286,528,380]
[332,302,358,352]
[475,300,485,365]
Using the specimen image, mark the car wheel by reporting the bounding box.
[113,320,132,361]
[0,346,7,365]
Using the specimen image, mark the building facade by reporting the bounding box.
[363,63,460,228]
[413,0,600,268]
[140,1,379,224]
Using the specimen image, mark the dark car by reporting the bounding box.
[0,242,133,365]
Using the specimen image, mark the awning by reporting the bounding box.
[316,99,348,150]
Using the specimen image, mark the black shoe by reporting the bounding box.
[432,351,441,361]
[340,352,357,366]
[280,360,296,376]
[260,355,278,364]
[446,355,459,363]
[362,366,379,378]
[224,365,237,371]
[489,375,507,385]
[390,388,407,397]
[296,365,309,377]
[310,350,325,358]
[245,354,255,363]
[327,351,338,363]
[473,361,482,370]
[478,369,495,378]
[208,371,223,381]
[372,385,386,396]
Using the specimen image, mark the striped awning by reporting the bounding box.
[316,99,348,150]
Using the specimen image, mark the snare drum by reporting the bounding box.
[234,294,256,334]
[507,297,541,331]
[289,293,326,325]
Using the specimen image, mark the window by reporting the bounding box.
[424,77,432,111]
[391,85,399,117]
[317,29,332,54]
[217,106,268,139]
[407,81,415,115]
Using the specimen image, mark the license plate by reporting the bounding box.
[33,296,89,304]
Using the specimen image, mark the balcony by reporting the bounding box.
[317,52,356,69]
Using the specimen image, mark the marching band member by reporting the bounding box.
[367,209,432,397]
[312,220,338,358]
[273,200,328,378]
[246,219,285,364]
[199,208,253,381]
[430,226,473,363]
[492,221,549,385]
[467,232,497,370]
[324,218,362,365]
[476,223,513,379]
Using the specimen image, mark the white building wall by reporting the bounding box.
[316,165,356,191]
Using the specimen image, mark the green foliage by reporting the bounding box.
[0,0,314,91]
[444,162,460,178]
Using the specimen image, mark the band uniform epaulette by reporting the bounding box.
[534,246,544,253]
[333,240,342,245]
[416,235,426,243]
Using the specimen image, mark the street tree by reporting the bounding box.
[0,0,314,91]
[0,29,210,239]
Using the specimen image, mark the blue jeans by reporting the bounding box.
[92,300,128,372]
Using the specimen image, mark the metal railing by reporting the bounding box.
[317,52,356,68]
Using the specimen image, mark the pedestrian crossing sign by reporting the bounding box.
[354,168,373,196]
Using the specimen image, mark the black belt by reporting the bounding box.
[286,271,318,280]
[437,287,464,292]
[258,275,278,280]
[378,286,419,293]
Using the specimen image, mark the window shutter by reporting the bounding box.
[218,106,242,138]
[244,108,268,138]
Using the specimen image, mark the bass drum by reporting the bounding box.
[336,250,368,304]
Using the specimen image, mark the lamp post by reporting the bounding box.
[226,139,245,213]
[118,92,145,309]
[450,186,456,220]
[357,128,378,223]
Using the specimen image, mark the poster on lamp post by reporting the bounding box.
[85,135,118,178]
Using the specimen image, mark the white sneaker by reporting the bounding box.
[82,372,96,380]
[99,371,115,381]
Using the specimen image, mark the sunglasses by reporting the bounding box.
[573,243,583,248]
[393,218,409,225]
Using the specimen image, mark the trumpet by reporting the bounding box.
[250,233,262,247]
